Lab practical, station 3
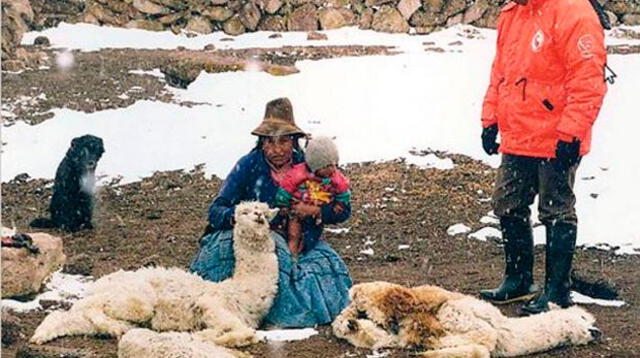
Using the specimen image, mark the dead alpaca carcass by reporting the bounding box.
[333,281,601,358]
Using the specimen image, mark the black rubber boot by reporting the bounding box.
[521,222,577,315]
[480,217,537,304]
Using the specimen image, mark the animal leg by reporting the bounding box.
[419,344,491,358]
[30,310,98,344]
[195,302,258,348]
[84,307,135,338]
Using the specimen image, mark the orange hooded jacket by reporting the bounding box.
[481,0,607,158]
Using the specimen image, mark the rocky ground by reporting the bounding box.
[2,42,640,358]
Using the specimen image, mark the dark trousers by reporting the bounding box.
[492,154,579,226]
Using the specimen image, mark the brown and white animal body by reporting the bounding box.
[30,201,279,348]
[333,281,600,358]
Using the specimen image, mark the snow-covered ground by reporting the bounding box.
[1,271,93,312]
[4,23,640,255]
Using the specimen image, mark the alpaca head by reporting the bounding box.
[233,201,278,251]
[563,306,601,345]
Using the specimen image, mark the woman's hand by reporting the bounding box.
[291,202,321,220]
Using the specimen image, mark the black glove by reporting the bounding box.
[481,124,500,155]
[555,138,581,167]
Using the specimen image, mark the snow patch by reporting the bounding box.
[367,350,391,358]
[256,328,318,341]
[447,223,471,236]
[360,248,375,256]
[1,271,93,312]
[468,227,501,242]
[325,227,350,234]
[479,216,499,225]
[570,291,626,307]
[406,153,455,170]
[129,69,165,78]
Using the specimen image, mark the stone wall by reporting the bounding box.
[75,0,640,35]
[1,0,49,71]
[2,0,640,67]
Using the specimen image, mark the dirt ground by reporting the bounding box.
[2,44,640,358]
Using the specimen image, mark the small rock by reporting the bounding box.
[204,44,216,51]
[2,309,21,347]
[33,36,50,46]
[307,31,327,40]
[16,344,96,358]
[268,33,282,39]
[40,299,72,311]
[63,253,93,276]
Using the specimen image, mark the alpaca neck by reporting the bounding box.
[229,224,279,317]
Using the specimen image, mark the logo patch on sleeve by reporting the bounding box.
[577,34,595,59]
[531,30,544,52]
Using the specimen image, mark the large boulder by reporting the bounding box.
[259,14,287,31]
[254,0,283,14]
[622,13,640,25]
[318,7,354,29]
[409,9,444,28]
[396,0,420,20]
[1,0,34,61]
[442,0,466,18]
[85,1,130,26]
[371,5,408,33]
[358,7,373,29]
[132,0,170,14]
[605,0,640,16]
[1,233,66,299]
[30,0,86,30]
[126,19,165,31]
[223,14,246,35]
[202,6,234,22]
[185,16,214,33]
[239,1,261,31]
[462,0,489,24]
[287,3,318,31]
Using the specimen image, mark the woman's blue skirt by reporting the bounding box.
[189,230,352,328]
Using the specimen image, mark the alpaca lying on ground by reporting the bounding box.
[118,328,251,358]
[333,281,600,358]
[31,201,279,348]
[30,134,105,232]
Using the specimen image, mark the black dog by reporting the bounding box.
[30,135,105,232]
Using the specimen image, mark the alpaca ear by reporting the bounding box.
[267,208,279,220]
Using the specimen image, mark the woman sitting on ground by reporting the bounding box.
[190,97,352,328]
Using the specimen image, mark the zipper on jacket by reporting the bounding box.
[604,63,617,84]
[515,77,528,101]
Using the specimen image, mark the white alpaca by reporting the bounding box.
[30,201,279,348]
[333,281,600,358]
[117,328,251,358]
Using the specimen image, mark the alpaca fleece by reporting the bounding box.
[31,201,279,350]
[333,281,600,358]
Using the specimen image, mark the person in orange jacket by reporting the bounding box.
[478,0,608,314]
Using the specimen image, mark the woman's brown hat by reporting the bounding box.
[251,97,306,137]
